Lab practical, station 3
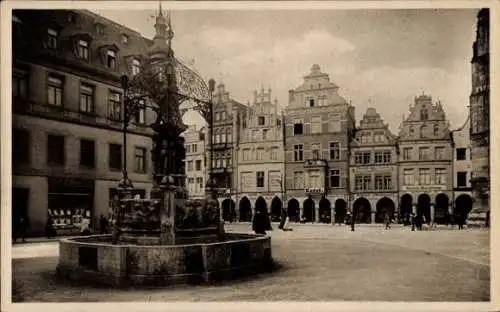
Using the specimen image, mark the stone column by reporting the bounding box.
[159,178,176,245]
[300,206,304,219]
[371,211,376,224]
[430,203,435,224]
[315,205,320,223]
[412,203,417,215]
[331,207,336,224]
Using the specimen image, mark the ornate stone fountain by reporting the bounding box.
[56,9,272,286]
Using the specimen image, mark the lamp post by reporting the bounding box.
[205,78,216,200]
[112,75,134,244]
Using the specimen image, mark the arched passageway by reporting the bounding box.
[455,194,473,220]
[270,197,282,222]
[417,194,431,224]
[303,197,315,222]
[334,199,347,224]
[400,194,413,225]
[353,197,371,224]
[318,197,331,223]
[287,199,300,222]
[221,199,236,222]
[239,197,252,222]
[375,197,395,223]
[435,193,449,224]
[255,197,268,214]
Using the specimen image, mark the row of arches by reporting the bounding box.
[221,193,473,224]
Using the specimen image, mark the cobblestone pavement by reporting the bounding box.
[11,224,490,302]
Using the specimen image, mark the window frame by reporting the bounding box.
[134,147,146,173]
[47,74,64,106]
[79,139,95,169]
[79,82,95,113]
[47,134,65,166]
[256,171,265,188]
[108,143,122,171]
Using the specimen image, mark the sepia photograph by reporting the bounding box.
[1,0,496,310]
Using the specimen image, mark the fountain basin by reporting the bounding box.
[56,233,272,286]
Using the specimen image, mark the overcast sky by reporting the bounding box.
[93,8,479,133]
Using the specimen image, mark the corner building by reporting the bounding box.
[349,108,398,224]
[235,87,285,223]
[397,94,453,224]
[11,10,158,235]
[284,64,355,223]
[469,8,490,224]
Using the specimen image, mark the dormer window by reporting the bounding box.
[46,28,58,50]
[132,59,140,75]
[95,23,104,35]
[433,124,439,136]
[77,40,89,60]
[106,50,116,69]
[420,109,428,121]
[121,34,129,44]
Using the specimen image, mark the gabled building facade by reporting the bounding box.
[397,94,453,224]
[349,108,399,224]
[210,83,247,206]
[235,87,285,223]
[283,64,355,223]
[183,125,207,200]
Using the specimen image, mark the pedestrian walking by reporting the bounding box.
[18,216,29,242]
[410,213,415,231]
[252,211,267,235]
[384,213,391,230]
[278,208,287,230]
[45,216,57,238]
[456,213,464,230]
[99,214,109,234]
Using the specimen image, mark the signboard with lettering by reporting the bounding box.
[401,185,447,191]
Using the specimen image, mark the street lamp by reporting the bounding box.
[205,78,216,200]
[112,75,134,244]
[119,74,134,190]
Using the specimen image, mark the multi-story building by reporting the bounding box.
[397,94,453,224]
[235,87,285,222]
[11,9,159,235]
[210,83,247,206]
[451,116,474,218]
[469,8,490,225]
[182,125,207,200]
[349,108,398,224]
[283,64,355,223]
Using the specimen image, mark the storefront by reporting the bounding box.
[47,177,94,235]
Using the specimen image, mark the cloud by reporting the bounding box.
[339,65,471,133]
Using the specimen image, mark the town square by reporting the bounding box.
[4,1,493,307]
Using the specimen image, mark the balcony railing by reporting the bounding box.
[211,142,231,150]
[304,159,328,168]
[13,98,152,136]
[305,187,325,195]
